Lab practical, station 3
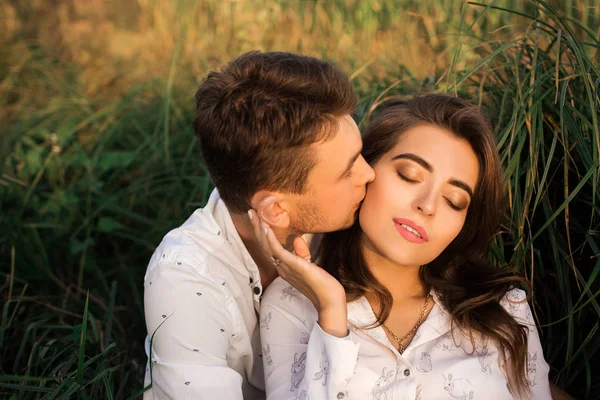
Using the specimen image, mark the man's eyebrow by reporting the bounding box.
[392,153,474,198]
[339,147,363,179]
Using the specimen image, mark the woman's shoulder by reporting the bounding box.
[499,288,530,319]
[263,275,289,295]
[502,287,527,301]
[261,277,318,318]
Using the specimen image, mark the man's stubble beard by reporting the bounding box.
[289,200,358,236]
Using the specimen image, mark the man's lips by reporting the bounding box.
[355,193,366,209]
[393,218,429,242]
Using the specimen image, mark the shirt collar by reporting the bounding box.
[204,188,261,283]
[346,291,453,353]
[410,291,452,349]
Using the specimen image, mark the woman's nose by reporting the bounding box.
[412,188,437,217]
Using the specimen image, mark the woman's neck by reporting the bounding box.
[361,236,426,301]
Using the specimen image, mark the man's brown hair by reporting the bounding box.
[193,51,357,213]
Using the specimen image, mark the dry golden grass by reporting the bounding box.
[3,1,596,114]
[1,1,471,99]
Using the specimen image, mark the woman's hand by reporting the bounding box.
[248,210,348,337]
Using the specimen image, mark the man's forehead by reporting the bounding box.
[309,116,362,175]
[318,118,360,151]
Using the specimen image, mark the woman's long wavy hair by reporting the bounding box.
[317,94,531,398]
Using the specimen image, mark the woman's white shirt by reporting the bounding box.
[260,277,552,400]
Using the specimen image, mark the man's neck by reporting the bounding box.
[230,212,291,289]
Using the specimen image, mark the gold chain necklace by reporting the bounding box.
[382,293,431,354]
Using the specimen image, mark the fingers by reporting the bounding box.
[293,236,312,262]
[248,209,274,257]
[247,209,312,277]
[247,209,261,241]
[262,222,311,272]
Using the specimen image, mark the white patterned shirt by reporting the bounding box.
[260,277,552,400]
[143,189,266,400]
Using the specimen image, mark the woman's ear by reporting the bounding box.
[250,190,291,229]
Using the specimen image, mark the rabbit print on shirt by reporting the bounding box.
[527,352,538,387]
[475,337,492,375]
[263,344,274,378]
[290,352,307,392]
[313,349,329,386]
[281,285,301,302]
[443,373,474,400]
[372,367,395,400]
[260,312,271,330]
[502,290,524,313]
[435,332,456,352]
[296,390,308,400]
[415,352,433,372]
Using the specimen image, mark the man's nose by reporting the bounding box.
[357,155,375,184]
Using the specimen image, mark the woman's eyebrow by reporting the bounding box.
[391,153,432,172]
[448,179,474,199]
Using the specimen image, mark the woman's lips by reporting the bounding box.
[393,218,429,243]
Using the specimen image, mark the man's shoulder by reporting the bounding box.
[147,201,230,265]
[143,210,242,329]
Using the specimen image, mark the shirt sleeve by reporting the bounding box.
[143,260,243,400]
[502,289,553,400]
[260,279,360,400]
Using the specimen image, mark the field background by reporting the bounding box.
[1,0,599,398]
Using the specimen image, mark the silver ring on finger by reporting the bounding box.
[271,256,282,267]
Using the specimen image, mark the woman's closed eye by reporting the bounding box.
[398,168,469,211]
[444,198,462,211]
[397,172,419,183]
[444,196,468,212]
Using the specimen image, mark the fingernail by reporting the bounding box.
[248,210,252,220]
[264,227,268,235]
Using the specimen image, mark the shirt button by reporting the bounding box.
[404,368,411,376]
[253,286,261,295]
[337,392,345,399]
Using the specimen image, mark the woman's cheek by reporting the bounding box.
[440,214,467,247]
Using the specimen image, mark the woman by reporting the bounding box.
[254,94,552,399]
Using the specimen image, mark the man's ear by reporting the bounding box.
[250,190,291,229]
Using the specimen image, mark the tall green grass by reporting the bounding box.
[454,2,600,396]
[1,0,599,398]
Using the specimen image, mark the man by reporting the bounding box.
[143,51,375,399]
